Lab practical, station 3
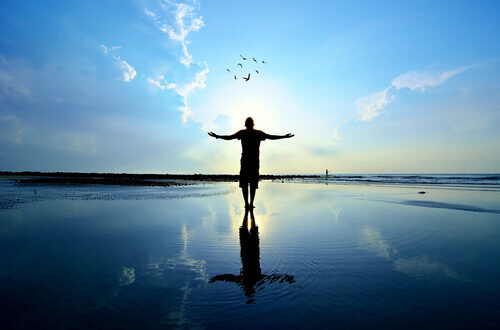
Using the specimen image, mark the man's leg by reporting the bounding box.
[249,185,256,208]
[241,184,250,208]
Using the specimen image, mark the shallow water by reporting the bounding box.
[1,181,499,328]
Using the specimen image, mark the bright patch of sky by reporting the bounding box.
[0,0,499,173]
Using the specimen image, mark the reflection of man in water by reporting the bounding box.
[209,208,294,302]
[208,117,294,209]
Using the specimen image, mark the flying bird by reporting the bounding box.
[252,58,257,63]
[255,69,259,74]
[242,73,250,82]
[240,55,247,60]
[234,75,237,80]
[226,68,230,72]
[262,60,266,64]
[238,63,243,68]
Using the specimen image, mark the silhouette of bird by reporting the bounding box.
[226,68,230,72]
[234,75,237,80]
[240,55,247,60]
[238,63,243,68]
[242,73,250,82]
[252,58,257,63]
[255,69,259,74]
[262,60,266,64]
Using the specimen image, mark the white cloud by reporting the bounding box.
[115,56,137,82]
[144,8,156,17]
[356,87,394,121]
[177,61,209,96]
[356,66,469,121]
[144,2,208,124]
[99,44,136,82]
[99,44,109,54]
[147,62,209,122]
[147,77,177,90]
[391,66,469,91]
[146,1,204,67]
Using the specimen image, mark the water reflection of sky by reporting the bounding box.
[0,182,499,328]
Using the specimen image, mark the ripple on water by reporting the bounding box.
[0,183,236,210]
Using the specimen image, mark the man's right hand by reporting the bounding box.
[208,132,218,139]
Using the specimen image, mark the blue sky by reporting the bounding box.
[0,0,499,173]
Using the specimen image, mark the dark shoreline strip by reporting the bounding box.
[1,171,317,187]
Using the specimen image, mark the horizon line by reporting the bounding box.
[1,171,499,176]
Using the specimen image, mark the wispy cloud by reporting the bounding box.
[99,44,136,82]
[0,69,30,97]
[356,87,394,121]
[147,76,177,90]
[144,8,156,18]
[356,66,470,121]
[148,62,209,122]
[392,66,469,91]
[55,131,98,155]
[145,1,204,67]
[115,56,136,82]
[144,1,208,124]
[331,119,351,141]
[98,44,122,55]
[332,123,341,141]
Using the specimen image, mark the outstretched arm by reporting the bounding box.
[264,133,294,140]
[208,132,239,140]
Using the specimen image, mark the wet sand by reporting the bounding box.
[0,179,499,328]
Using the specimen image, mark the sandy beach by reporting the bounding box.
[1,177,499,328]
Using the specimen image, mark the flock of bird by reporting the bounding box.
[226,55,266,82]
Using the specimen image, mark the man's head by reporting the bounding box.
[245,117,254,129]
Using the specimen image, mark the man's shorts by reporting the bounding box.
[239,158,259,189]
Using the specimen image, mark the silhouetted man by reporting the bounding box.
[208,117,294,209]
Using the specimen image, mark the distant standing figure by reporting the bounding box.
[208,117,294,209]
[326,169,328,178]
